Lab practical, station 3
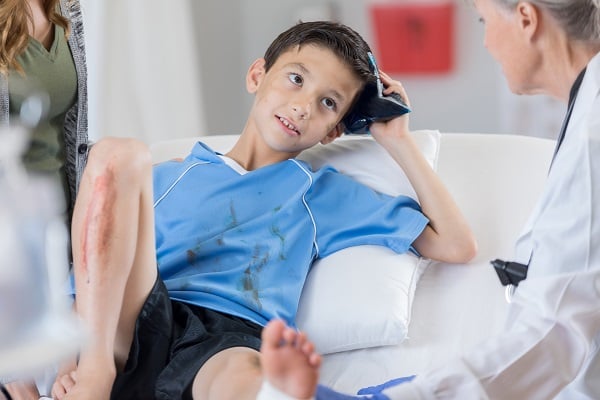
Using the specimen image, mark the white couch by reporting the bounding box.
[149,131,555,394]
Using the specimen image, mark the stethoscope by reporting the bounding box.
[504,67,587,304]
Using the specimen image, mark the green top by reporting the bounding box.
[8,23,78,208]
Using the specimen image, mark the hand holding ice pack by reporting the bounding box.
[343,53,411,135]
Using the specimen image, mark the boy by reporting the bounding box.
[52,21,476,400]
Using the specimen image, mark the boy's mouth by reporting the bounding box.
[277,116,300,135]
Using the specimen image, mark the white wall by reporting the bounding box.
[82,0,207,143]
[192,0,564,138]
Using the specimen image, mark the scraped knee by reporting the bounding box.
[85,137,152,184]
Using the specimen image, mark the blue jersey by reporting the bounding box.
[152,142,428,327]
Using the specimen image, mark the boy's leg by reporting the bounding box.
[53,138,158,400]
[190,319,321,400]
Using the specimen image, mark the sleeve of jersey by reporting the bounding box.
[306,169,429,258]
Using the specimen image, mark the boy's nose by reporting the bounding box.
[292,102,311,120]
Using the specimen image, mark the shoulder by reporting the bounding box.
[61,0,85,42]
[583,52,600,101]
[579,56,600,131]
[152,157,215,206]
[290,158,340,177]
[1,76,8,121]
[154,142,219,179]
[286,159,356,193]
[61,0,83,22]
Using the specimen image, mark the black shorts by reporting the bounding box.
[110,277,263,400]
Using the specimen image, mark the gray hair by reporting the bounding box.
[493,0,600,42]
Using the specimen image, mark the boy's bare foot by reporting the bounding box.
[260,319,321,399]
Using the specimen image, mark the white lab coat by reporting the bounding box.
[385,51,600,399]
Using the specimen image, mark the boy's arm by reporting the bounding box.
[369,72,477,263]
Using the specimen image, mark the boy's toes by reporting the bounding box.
[261,319,286,349]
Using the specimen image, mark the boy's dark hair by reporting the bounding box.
[263,21,372,85]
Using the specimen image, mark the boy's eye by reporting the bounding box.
[478,17,485,24]
[288,73,303,86]
[321,97,336,110]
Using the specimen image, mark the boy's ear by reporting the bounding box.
[320,123,344,145]
[246,58,266,94]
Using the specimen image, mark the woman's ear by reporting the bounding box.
[321,123,344,145]
[246,58,266,94]
[516,1,539,40]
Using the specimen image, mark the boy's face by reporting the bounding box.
[246,44,362,155]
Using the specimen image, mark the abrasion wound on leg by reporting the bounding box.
[80,166,117,284]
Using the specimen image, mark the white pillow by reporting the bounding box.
[297,130,440,198]
[295,130,440,354]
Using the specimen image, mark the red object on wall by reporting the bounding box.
[370,2,454,74]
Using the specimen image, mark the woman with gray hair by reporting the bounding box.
[358,0,600,399]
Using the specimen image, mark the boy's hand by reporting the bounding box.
[369,70,411,146]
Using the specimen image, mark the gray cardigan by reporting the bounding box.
[0,0,88,214]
